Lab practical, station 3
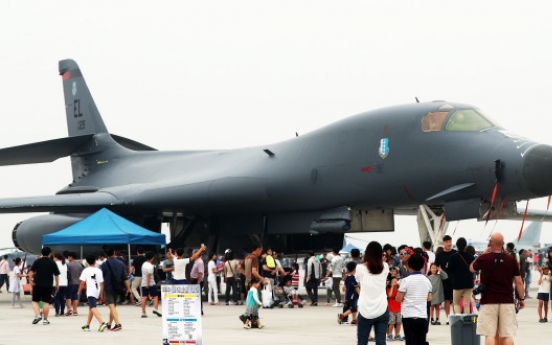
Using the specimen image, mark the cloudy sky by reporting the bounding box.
[1,1,552,249]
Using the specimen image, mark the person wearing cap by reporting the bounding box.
[9,257,25,308]
[0,254,10,292]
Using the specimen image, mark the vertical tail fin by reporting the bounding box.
[59,59,108,137]
[515,222,542,248]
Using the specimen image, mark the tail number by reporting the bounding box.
[73,99,83,118]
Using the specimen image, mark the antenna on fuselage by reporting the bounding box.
[415,97,420,103]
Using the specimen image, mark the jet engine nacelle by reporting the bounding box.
[12,214,85,254]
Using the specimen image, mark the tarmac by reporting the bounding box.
[0,273,547,345]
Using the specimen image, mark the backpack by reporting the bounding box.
[265,255,276,269]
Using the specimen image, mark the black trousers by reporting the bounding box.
[402,317,429,345]
[191,279,204,315]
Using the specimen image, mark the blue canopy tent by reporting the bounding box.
[43,208,166,267]
[339,243,363,255]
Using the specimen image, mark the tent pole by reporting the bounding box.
[128,243,131,271]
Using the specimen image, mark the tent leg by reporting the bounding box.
[128,243,131,271]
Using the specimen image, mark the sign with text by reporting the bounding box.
[162,284,202,345]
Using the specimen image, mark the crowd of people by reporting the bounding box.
[1,232,550,344]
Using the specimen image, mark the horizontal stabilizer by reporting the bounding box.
[111,134,157,151]
[0,192,116,213]
[0,135,93,166]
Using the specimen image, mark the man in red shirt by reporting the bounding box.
[470,232,525,345]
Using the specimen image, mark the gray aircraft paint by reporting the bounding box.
[1,60,552,254]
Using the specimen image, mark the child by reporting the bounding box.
[240,277,264,329]
[537,265,550,322]
[427,263,448,325]
[396,254,432,345]
[338,261,359,325]
[9,257,25,308]
[387,275,403,341]
[78,254,108,332]
[324,275,334,305]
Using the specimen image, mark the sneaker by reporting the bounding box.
[310,302,318,306]
[244,323,251,329]
[18,305,25,308]
[32,316,42,324]
[544,318,549,323]
[106,324,112,330]
[141,313,148,318]
[98,322,108,332]
[332,301,342,307]
[65,310,73,316]
[82,325,90,332]
[351,320,358,325]
[127,301,135,305]
[540,319,546,323]
[257,322,265,329]
[387,334,393,342]
[337,313,343,324]
[111,324,122,332]
[435,320,441,325]
[73,312,78,316]
[394,335,404,341]
[134,301,142,306]
[446,316,450,325]
[43,319,50,325]
[431,319,436,325]
[153,309,162,317]
[55,313,60,317]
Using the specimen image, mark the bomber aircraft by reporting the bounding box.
[1,59,552,255]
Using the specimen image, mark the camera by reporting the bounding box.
[473,284,487,295]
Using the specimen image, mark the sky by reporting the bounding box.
[1,1,552,249]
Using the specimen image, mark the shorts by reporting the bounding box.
[66,284,79,300]
[32,285,53,303]
[476,304,517,338]
[88,296,98,309]
[142,286,159,298]
[344,299,358,313]
[105,291,118,305]
[388,312,402,325]
[537,293,550,302]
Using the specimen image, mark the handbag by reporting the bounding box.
[261,281,273,307]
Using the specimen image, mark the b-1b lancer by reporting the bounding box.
[1,59,552,255]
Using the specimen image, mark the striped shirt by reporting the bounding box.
[398,272,432,319]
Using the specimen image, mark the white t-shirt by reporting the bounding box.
[141,261,155,287]
[55,261,68,287]
[538,275,551,294]
[398,273,432,319]
[173,257,190,280]
[331,255,344,278]
[9,265,22,293]
[80,266,104,299]
[207,260,217,280]
[355,262,389,319]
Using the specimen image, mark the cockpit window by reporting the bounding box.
[445,109,493,132]
[421,112,448,132]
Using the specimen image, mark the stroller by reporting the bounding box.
[273,275,303,308]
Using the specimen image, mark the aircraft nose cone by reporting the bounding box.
[522,144,552,196]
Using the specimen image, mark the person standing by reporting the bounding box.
[9,257,25,308]
[305,252,322,306]
[169,246,205,284]
[52,252,68,317]
[128,247,147,306]
[100,247,131,331]
[448,237,475,314]
[326,248,344,307]
[162,248,175,284]
[355,241,389,345]
[239,244,268,291]
[65,252,84,316]
[28,247,60,325]
[423,241,436,272]
[0,255,10,292]
[207,253,220,305]
[190,249,205,315]
[434,235,457,324]
[396,254,433,345]
[224,251,240,305]
[470,232,525,345]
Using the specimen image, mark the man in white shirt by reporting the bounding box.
[0,255,10,292]
[325,248,344,306]
[168,245,206,284]
[423,241,435,272]
[306,252,322,306]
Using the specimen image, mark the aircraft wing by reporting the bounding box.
[0,192,117,213]
[0,135,94,166]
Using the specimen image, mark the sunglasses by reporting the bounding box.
[399,252,409,256]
